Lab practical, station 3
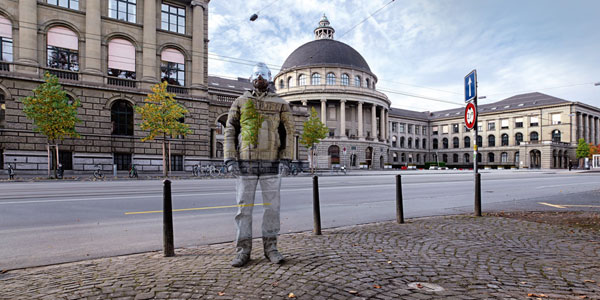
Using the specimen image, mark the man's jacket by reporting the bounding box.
[224,90,295,162]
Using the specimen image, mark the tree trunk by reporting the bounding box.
[47,143,51,178]
[162,134,167,177]
[54,144,59,179]
[310,147,314,174]
[168,141,172,175]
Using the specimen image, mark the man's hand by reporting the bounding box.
[225,160,240,176]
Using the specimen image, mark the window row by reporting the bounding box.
[431,115,561,135]
[430,130,561,149]
[391,136,426,149]
[392,152,424,164]
[430,152,518,164]
[46,0,187,35]
[391,123,426,135]
[280,73,376,89]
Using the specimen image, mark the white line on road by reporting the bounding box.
[535,182,599,189]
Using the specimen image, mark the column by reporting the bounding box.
[385,110,389,141]
[17,0,38,69]
[321,99,327,124]
[577,113,583,141]
[142,0,158,82]
[191,1,207,88]
[379,108,385,141]
[84,0,102,76]
[358,101,364,140]
[596,117,599,145]
[584,114,589,142]
[589,115,594,143]
[340,100,346,138]
[371,105,377,139]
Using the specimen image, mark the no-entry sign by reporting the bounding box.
[465,102,477,129]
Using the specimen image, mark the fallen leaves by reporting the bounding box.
[375,249,383,253]
[416,283,424,289]
[348,290,358,294]
[288,292,296,298]
[527,293,548,298]
[583,279,596,283]
[373,284,381,289]
[387,261,392,264]
[218,292,225,296]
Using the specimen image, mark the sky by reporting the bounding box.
[208,0,600,112]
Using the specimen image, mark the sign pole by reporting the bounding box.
[465,70,481,217]
[473,95,481,216]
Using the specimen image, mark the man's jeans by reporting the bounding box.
[234,174,281,255]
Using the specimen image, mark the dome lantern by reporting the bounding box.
[314,14,335,40]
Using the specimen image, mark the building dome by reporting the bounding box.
[279,15,372,74]
[280,39,372,74]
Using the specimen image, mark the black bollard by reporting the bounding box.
[474,173,482,217]
[396,175,404,224]
[163,179,175,257]
[312,175,322,235]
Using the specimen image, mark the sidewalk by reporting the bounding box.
[2,215,599,299]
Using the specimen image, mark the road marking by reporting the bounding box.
[124,203,271,215]
[535,182,599,189]
[538,202,567,208]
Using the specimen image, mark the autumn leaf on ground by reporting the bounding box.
[578,296,588,299]
[527,293,548,298]
[218,292,225,296]
[348,290,358,294]
[387,261,392,264]
[376,249,383,253]
[288,292,296,298]
[416,283,423,289]
[583,280,595,283]
[373,284,381,289]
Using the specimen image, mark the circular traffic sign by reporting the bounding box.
[465,102,477,129]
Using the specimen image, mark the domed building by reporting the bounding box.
[274,15,391,169]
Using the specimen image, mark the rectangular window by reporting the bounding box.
[515,117,523,128]
[399,123,405,133]
[422,127,426,135]
[551,113,561,125]
[391,122,397,132]
[161,3,186,34]
[415,125,420,135]
[161,61,185,86]
[0,37,13,62]
[408,124,413,134]
[477,122,482,132]
[530,116,539,127]
[48,0,79,10]
[114,153,132,171]
[170,155,183,171]
[487,122,495,131]
[47,46,79,71]
[452,124,459,133]
[109,0,137,23]
[442,125,448,134]
[501,119,509,129]
[329,128,335,137]
[432,126,438,135]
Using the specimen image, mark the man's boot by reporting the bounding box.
[263,236,284,264]
[231,239,251,267]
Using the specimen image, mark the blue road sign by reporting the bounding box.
[464,70,477,102]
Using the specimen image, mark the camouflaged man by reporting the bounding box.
[224,62,295,267]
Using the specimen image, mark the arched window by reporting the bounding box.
[47,26,79,71]
[0,15,13,62]
[464,136,471,148]
[328,145,340,164]
[515,133,523,145]
[297,74,306,86]
[453,137,459,148]
[354,75,361,87]
[311,73,321,85]
[111,100,133,136]
[400,136,405,148]
[160,48,185,86]
[415,138,420,149]
[279,79,284,89]
[501,133,509,146]
[401,153,406,162]
[422,138,427,149]
[326,72,336,85]
[215,122,223,135]
[341,73,349,86]
[552,130,561,143]
[393,152,398,162]
[216,142,223,158]
[488,135,495,147]
[442,138,448,149]
[515,152,520,165]
[501,152,508,163]
[442,154,448,163]
[287,76,294,88]
[488,152,495,163]
[408,137,412,149]
[108,38,136,79]
[392,136,397,148]
[477,153,482,163]
[464,153,470,163]
[365,78,370,88]
[476,135,482,147]
[530,131,539,142]
[453,153,459,163]
[432,138,438,149]
[0,91,5,125]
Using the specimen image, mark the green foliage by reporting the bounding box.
[21,72,81,142]
[424,161,446,168]
[299,107,329,149]
[576,138,590,159]
[135,81,191,142]
[240,99,264,148]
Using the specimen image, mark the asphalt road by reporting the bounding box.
[1,170,599,270]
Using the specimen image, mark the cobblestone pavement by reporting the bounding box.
[2,215,599,299]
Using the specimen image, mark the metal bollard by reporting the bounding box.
[312,175,322,235]
[396,175,404,224]
[163,179,175,257]
[474,173,482,217]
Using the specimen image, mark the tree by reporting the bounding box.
[22,72,81,178]
[299,107,329,173]
[136,81,191,177]
[575,138,590,167]
[589,143,599,157]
